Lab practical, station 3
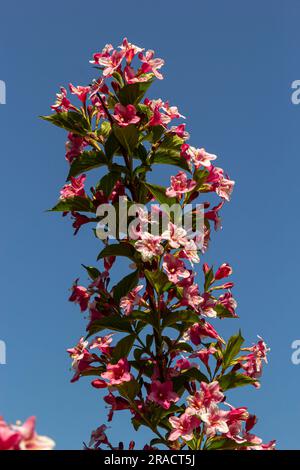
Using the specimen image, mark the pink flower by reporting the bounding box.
[161,102,185,120]
[101,358,132,386]
[168,413,200,441]
[163,254,190,284]
[215,263,233,280]
[65,133,87,163]
[113,103,141,127]
[215,176,235,201]
[147,380,179,410]
[95,48,125,77]
[187,321,222,346]
[120,285,144,315]
[12,417,55,450]
[135,232,164,261]
[68,282,90,311]
[200,381,224,407]
[138,50,164,79]
[170,124,190,140]
[217,292,237,317]
[69,83,90,103]
[166,171,197,198]
[89,424,109,449]
[191,148,217,168]
[124,65,150,84]
[181,283,203,310]
[178,240,200,265]
[119,38,144,64]
[60,174,86,200]
[90,334,113,355]
[161,222,188,248]
[205,201,224,231]
[0,420,21,450]
[200,403,229,437]
[186,382,224,416]
[51,87,75,113]
[190,346,217,368]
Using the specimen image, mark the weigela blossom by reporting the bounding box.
[166,171,197,198]
[101,358,132,386]
[60,174,86,200]
[200,403,229,437]
[163,254,190,284]
[0,417,55,450]
[69,84,90,104]
[68,281,90,311]
[168,413,200,442]
[138,50,164,79]
[113,103,141,127]
[90,334,113,355]
[147,380,179,410]
[215,262,233,280]
[51,87,75,113]
[135,232,164,261]
[161,222,188,249]
[120,285,144,315]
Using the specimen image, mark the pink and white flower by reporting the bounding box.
[135,232,164,261]
[68,282,90,312]
[200,403,229,437]
[90,334,114,355]
[168,413,200,442]
[191,147,217,168]
[166,171,197,198]
[161,222,188,248]
[120,285,144,315]
[138,50,164,79]
[60,174,86,200]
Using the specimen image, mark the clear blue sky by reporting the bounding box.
[0,0,299,449]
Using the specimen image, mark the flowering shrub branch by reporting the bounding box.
[43,38,275,450]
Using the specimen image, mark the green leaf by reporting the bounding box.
[67,150,107,180]
[151,134,190,172]
[113,270,139,304]
[97,243,136,261]
[41,111,90,135]
[222,330,244,370]
[111,334,135,363]
[81,265,101,280]
[96,171,121,197]
[87,316,133,336]
[162,310,200,329]
[204,267,214,291]
[49,196,95,213]
[117,80,153,106]
[144,270,171,295]
[172,368,208,393]
[143,182,177,206]
[218,372,256,391]
[105,131,121,159]
[193,168,209,188]
[113,124,139,156]
[118,378,140,400]
[152,153,190,172]
[98,121,111,138]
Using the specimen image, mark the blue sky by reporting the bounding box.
[0,0,299,449]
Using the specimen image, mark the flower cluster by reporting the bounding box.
[0,416,55,450]
[44,37,274,450]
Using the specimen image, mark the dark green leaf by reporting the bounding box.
[113,124,139,156]
[111,334,135,363]
[218,372,256,391]
[96,172,121,197]
[97,243,136,261]
[49,196,95,213]
[162,310,200,329]
[117,80,153,106]
[222,330,244,370]
[81,265,101,281]
[144,270,171,295]
[105,131,120,159]
[87,316,133,336]
[67,150,107,180]
[113,270,139,304]
[143,182,177,206]
[118,378,140,400]
[41,112,90,135]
